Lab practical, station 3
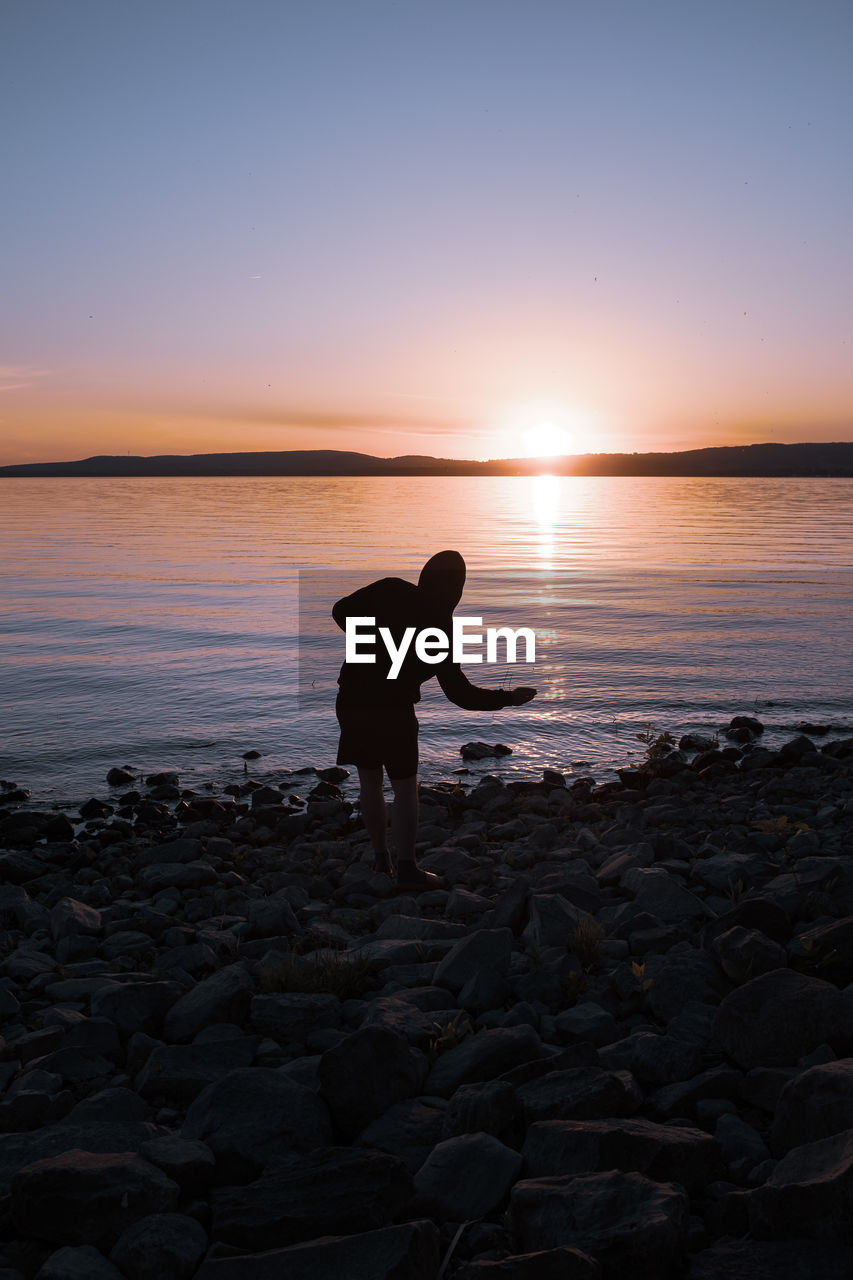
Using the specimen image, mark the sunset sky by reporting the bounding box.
[2,0,851,465]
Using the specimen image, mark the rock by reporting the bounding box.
[210,1147,413,1250]
[109,1213,208,1280]
[413,1132,522,1218]
[319,1026,426,1140]
[522,1117,720,1193]
[91,981,183,1038]
[713,968,850,1068]
[789,916,853,983]
[193,1220,440,1280]
[443,1079,515,1141]
[727,715,764,737]
[355,1098,447,1173]
[522,894,585,949]
[770,1059,853,1153]
[35,1245,126,1279]
[135,1038,258,1102]
[686,1237,853,1279]
[456,1249,600,1279]
[49,898,102,940]
[621,867,711,924]
[250,992,341,1042]
[553,1004,619,1048]
[749,1126,853,1240]
[648,1066,743,1121]
[139,861,217,892]
[712,927,787,983]
[599,1031,703,1085]
[106,767,135,786]
[11,1149,179,1247]
[139,1136,216,1192]
[163,964,253,1042]
[433,928,514,993]
[460,743,512,760]
[0,1120,169,1186]
[426,1025,549,1097]
[182,1068,332,1180]
[511,1170,689,1277]
[515,1067,642,1125]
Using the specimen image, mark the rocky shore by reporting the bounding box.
[2,718,853,1278]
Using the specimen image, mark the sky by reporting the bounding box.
[1,0,851,464]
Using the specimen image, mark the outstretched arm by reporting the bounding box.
[437,661,536,711]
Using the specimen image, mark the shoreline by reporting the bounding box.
[1,718,853,1274]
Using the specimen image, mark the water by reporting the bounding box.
[1,475,851,807]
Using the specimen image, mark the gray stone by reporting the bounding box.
[433,928,514,993]
[686,1237,853,1280]
[193,1220,441,1280]
[11,1149,179,1246]
[522,895,585,950]
[522,1117,721,1192]
[210,1147,413,1250]
[163,964,252,1042]
[35,1245,125,1280]
[599,1031,703,1085]
[250,992,341,1042]
[749,1126,853,1240]
[426,1024,548,1097]
[455,1249,600,1280]
[553,1003,619,1048]
[90,981,182,1038]
[64,1088,147,1123]
[139,1135,216,1191]
[135,1038,258,1102]
[511,1170,689,1277]
[443,1079,515,1141]
[714,968,850,1068]
[413,1132,522,1218]
[712,926,787,983]
[50,898,102,940]
[0,1121,169,1185]
[182,1067,332,1179]
[770,1059,853,1154]
[109,1213,208,1280]
[319,1025,426,1140]
[515,1067,642,1125]
[356,1098,447,1173]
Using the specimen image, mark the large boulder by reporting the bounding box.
[319,1026,426,1140]
[771,1059,853,1154]
[522,1118,720,1193]
[182,1068,332,1181]
[163,965,253,1042]
[210,1147,413,1250]
[11,1150,179,1247]
[192,1220,441,1280]
[511,1170,689,1278]
[109,1213,208,1280]
[713,969,850,1068]
[749,1127,853,1240]
[413,1132,522,1219]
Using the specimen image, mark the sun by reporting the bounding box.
[523,422,572,458]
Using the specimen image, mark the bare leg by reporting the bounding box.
[356,766,390,870]
[391,775,443,890]
[390,773,418,865]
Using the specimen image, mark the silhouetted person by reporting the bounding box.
[333,550,536,891]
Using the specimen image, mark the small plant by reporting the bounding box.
[636,722,676,762]
[559,968,589,1006]
[727,877,746,906]
[631,959,653,994]
[571,917,604,972]
[428,1011,473,1064]
[258,949,377,1000]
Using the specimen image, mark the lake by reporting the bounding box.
[1,475,851,807]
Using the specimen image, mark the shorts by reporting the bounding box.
[335,693,419,779]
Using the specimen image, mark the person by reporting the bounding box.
[332,549,536,891]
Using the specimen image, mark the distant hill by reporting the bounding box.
[2,441,853,478]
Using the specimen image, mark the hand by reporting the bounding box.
[507,686,536,706]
